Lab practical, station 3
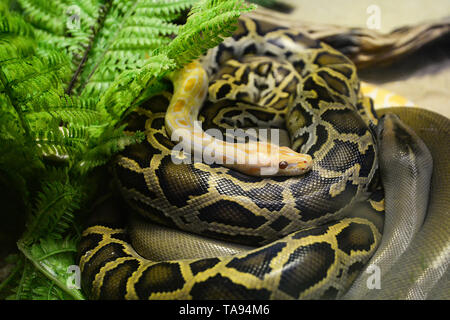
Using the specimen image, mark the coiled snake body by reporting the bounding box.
[77,18,387,299]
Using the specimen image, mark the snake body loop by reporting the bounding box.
[77,17,386,299]
[344,108,449,299]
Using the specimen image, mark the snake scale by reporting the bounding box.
[77,17,409,300]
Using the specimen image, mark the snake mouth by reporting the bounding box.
[278,159,313,175]
[287,154,313,171]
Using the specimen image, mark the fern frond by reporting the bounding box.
[134,0,195,19]
[31,235,79,263]
[76,0,192,98]
[96,0,254,121]
[163,0,255,66]
[22,180,81,243]
[1,8,103,168]
[13,236,84,300]
[17,0,67,35]
[5,259,73,300]
[1,0,256,301]
[16,0,104,73]
[25,276,69,300]
[25,96,107,135]
[9,260,36,300]
[0,9,36,59]
[97,53,176,120]
[0,119,45,188]
[0,91,45,199]
[76,124,145,175]
[0,34,36,60]
[1,51,72,113]
[120,16,180,37]
[0,4,35,38]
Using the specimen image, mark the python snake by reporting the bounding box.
[76,17,424,300]
[164,60,313,177]
[344,108,449,299]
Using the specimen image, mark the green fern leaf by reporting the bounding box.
[162,0,255,66]
[17,0,103,72]
[22,179,81,243]
[76,124,145,174]
[75,0,193,98]
[1,0,255,300]
[13,236,84,300]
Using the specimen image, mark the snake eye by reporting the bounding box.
[279,161,288,169]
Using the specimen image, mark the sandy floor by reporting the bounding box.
[280,0,450,33]
[274,0,450,118]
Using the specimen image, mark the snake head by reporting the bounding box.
[244,146,313,176]
[274,146,313,176]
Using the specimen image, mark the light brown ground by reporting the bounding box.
[270,0,450,118]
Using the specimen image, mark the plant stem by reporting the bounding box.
[37,248,78,261]
[17,240,85,300]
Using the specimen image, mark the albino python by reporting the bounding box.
[77,17,428,299]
